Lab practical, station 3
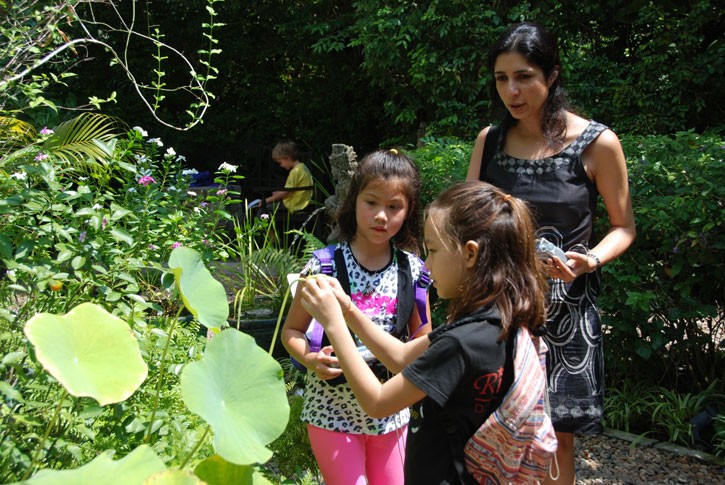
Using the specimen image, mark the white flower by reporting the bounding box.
[147,138,163,147]
[182,168,199,176]
[187,191,197,196]
[10,171,27,180]
[92,203,102,210]
[218,162,238,173]
[132,126,148,137]
[260,213,270,221]
[165,147,176,157]
[194,207,202,214]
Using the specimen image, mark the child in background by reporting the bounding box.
[262,139,314,212]
[298,181,549,484]
[281,149,431,485]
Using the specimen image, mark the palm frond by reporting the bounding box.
[43,112,126,165]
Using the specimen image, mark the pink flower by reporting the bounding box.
[138,175,156,186]
[101,217,108,229]
[171,242,182,249]
[40,127,54,135]
[34,152,49,161]
[216,189,228,196]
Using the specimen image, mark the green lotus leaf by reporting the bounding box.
[168,247,229,329]
[194,455,273,485]
[180,329,288,465]
[25,445,165,484]
[24,302,148,406]
[142,469,205,485]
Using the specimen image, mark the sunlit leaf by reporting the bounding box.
[194,455,273,485]
[143,469,205,484]
[25,445,165,484]
[24,302,148,405]
[180,329,288,465]
[168,247,228,329]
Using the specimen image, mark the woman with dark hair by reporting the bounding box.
[467,22,636,484]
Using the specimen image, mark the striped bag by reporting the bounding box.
[464,327,558,484]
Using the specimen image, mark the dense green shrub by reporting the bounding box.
[410,136,470,209]
[599,130,724,395]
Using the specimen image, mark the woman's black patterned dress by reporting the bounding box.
[480,121,608,434]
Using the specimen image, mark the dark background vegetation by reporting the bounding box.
[48,0,723,180]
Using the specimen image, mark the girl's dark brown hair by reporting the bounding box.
[426,181,548,339]
[336,149,421,252]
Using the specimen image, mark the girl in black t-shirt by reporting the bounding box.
[299,181,549,484]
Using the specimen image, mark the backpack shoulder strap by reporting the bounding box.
[312,244,336,276]
[415,260,430,327]
[393,249,414,339]
[306,244,338,352]
[394,250,431,340]
[307,245,351,352]
[479,124,502,180]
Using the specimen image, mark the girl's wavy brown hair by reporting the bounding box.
[426,181,548,339]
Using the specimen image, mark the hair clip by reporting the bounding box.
[390,148,398,155]
[502,194,512,203]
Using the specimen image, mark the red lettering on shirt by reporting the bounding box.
[472,367,504,414]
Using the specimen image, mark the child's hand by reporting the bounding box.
[313,346,343,381]
[299,275,346,329]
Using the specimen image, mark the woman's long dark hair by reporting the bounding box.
[336,149,421,252]
[426,181,548,340]
[488,22,571,147]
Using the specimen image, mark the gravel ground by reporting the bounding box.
[576,431,725,484]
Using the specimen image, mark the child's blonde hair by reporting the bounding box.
[272,140,299,161]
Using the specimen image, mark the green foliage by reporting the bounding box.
[598,130,724,394]
[0,119,294,483]
[410,135,471,209]
[603,379,653,435]
[1,0,224,130]
[713,413,725,458]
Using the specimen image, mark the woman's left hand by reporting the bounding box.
[546,252,594,282]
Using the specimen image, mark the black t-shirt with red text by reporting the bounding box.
[402,307,514,484]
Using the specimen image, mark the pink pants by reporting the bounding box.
[307,424,407,485]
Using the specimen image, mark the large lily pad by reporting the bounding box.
[194,455,273,485]
[168,247,229,329]
[25,445,165,484]
[24,302,147,405]
[143,469,205,485]
[180,329,289,465]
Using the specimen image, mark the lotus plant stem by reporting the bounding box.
[269,286,293,355]
[144,305,184,443]
[178,424,211,469]
[22,389,67,480]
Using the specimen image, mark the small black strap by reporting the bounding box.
[394,248,415,339]
[479,124,502,180]
[333,247,351,295]
[279,185,314,192]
